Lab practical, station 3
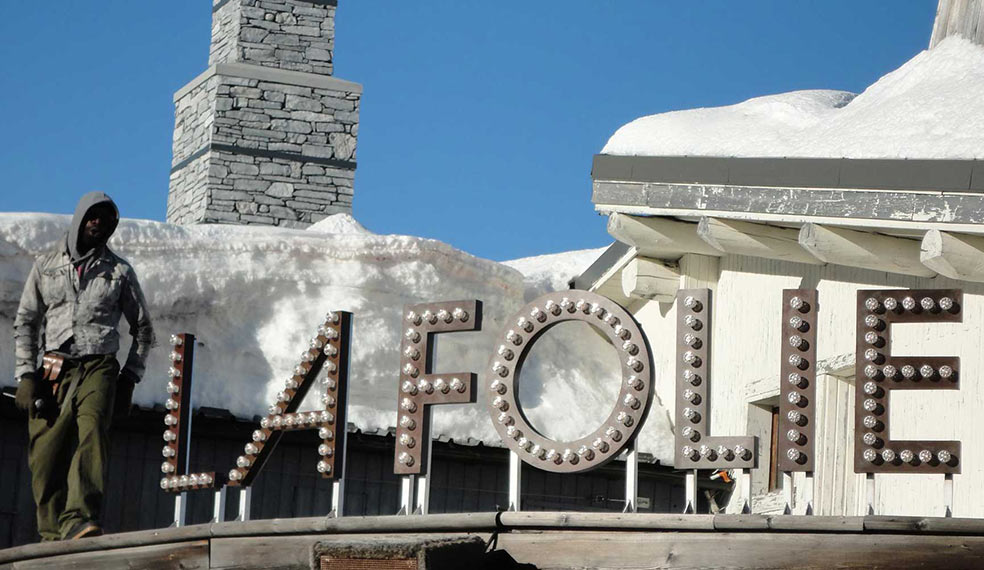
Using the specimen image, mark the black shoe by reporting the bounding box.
[66,521,103,540]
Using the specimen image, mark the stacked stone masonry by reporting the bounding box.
[167,72,359,227]
[168,0,358,228]
[210,0,335,76]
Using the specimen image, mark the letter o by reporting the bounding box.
[486,291,654,473]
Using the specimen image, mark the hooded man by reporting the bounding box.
[13,191,155,541]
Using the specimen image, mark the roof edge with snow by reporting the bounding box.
[592,154,984,230]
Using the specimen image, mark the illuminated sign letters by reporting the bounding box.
[394,300,482,475]
[485,291,654,473]
[158,288,967,516]
[855,290,962,473]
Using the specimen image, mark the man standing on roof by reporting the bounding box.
[13,192,155,541]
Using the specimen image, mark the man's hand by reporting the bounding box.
[15,373,40,412]
[114,369,139,418]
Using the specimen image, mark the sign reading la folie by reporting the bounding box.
[157,288,962,498]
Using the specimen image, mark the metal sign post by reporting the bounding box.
[623,443,638,513]
[399,475,415,515]
[213,487,227,523]
[508,451,522,511]
[238,487,252,522]
[684,470,697,513]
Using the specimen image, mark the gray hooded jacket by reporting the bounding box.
[13,192,156,381]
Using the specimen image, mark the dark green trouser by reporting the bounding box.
[27,354,118,541]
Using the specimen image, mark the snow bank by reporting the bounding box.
[502,247,607,301]
[0,215,674,462]
[603,37,984,159]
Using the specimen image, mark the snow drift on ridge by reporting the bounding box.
[0,214,675,462]
[602,37,984,159]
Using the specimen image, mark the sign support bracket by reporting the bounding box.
[237,486,252,522]
[212,487,227,523]
[173,492,188,527]
[782,472,794,514]
[508,450,522,511]
[399,475,415,515]
[866,473,876,515]
[944,473,954,517]
[684,469,697,513]
[623,443,638,513]
[740,469,752,513]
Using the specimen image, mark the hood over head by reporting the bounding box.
[67,191,119,262]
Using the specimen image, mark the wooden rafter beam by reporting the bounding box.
[921,230,984,282]
[798,223,935,277]
[621,257,680,303]
[606,213,722,260]
[697,217,824,265]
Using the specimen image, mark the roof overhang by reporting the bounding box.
[577,155,984,292]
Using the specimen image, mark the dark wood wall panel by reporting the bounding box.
[0,402,712,548]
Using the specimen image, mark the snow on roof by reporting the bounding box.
[0,214,674,462]
[502,247,607,301]
[602,37,984,160]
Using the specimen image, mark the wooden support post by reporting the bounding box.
[173,492,188,527]
[621,256,680,302]
[237,487,252,522]
[698,217,823,265]
[508,451,522,511]
[399,475,414,515]
[212,487,227,523]
[944,474,955,517]
[684,470,698,514]
[607,213,723,259]
[623,443,639,513]
[799,223,935,277]
[920,230,984,281]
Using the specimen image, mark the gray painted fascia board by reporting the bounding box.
[173,62,363,102]
[592,155,984,193]
[591,180,984,230]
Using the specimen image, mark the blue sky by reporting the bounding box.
[0,1,936,261]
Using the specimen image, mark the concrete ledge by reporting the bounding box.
[174,62,362,102]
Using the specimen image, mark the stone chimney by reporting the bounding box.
[930,0,984,48]
[167,0,360,228]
